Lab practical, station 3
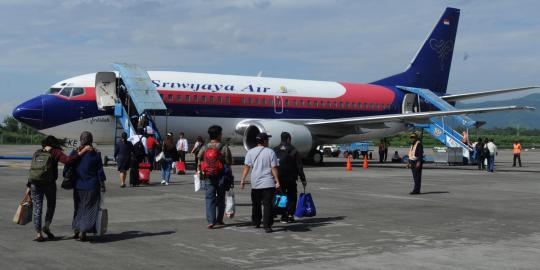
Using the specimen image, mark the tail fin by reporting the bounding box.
[372,7,460,94]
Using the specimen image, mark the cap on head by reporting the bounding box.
[409,133,418,139]
[256,132,272,143]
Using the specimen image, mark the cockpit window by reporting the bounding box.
[70,88,84,97]
[48,88,61,94]
[59,88,72,97]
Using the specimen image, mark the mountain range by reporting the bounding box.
[456,93,540,129]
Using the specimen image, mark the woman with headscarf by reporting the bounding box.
[114,132,132,188]
[27,136,92,242]
[160,133,176,186]
[71,131,107,241]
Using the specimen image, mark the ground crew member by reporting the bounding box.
[273,132,307,224]
[513,141,522,167]
[408,133,423,195]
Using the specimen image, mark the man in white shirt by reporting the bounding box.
[486,138,498,172]
[240,133,281,233]
[176,132,189,163]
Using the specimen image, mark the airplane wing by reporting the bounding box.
[305,106,535,126]
[441,86,539,102]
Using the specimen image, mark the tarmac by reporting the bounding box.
[1,145,539,270]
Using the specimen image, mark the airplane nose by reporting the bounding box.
[13,95,44,130]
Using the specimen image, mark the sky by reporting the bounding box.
[1,0,539,121]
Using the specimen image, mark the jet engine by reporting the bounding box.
[236,120,314,157]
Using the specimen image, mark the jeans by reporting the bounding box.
[513,154,522,167]
[31,183,57,232]
[251,187,276,229]
[488,155,495,172]
[161,158,173,183]
[205,178,226,225]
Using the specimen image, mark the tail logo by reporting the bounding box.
[429,39,453,71]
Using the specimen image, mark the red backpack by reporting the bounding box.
[201,144,224,177]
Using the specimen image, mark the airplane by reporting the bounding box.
[12,7,537,164]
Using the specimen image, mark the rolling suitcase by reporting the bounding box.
[176,161,186,175]
[139,162,151,184]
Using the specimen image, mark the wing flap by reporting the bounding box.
[442,86,539,102]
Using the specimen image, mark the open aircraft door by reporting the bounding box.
[402,93,419,114]
[95,72,118,111]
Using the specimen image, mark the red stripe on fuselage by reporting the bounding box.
[56,84,397,111]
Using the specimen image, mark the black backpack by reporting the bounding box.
[275,145,297,177]
[133,137,146,161]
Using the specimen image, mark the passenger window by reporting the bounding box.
[370,103,374,109]
[248,97,252,104]
[314,101,318,107]
[59,88,72,97]
[168,94,173,101]
[300,100,304,107]
[217,96,222,103]
[346,102,349,109]
[327,101,331,107]
[334,101,337,108]
[210,96,214,103]
[351,103,355,109]
[194,95,198,102]
[293,100,297,106]
[226,97,230,104]
[177,95,182,102]
[269,98,274,105]
[255,98,259,105]
[307,100,312,107]
[185,95,190,102]
[241,97,246,104]
[70,88,84,97]
[202,96,206,102]
[340,102,344,108]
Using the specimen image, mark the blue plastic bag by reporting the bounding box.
[295,192,316,218]
[274,194,288,209]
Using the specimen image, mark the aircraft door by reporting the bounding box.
[95,72,118,111]
[402,93,419,114]
[274,95,284,114]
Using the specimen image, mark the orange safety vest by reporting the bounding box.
[409,141,420,161]
[513,143,522,154]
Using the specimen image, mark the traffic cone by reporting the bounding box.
[346,156,352,171]
[363,155,368,169]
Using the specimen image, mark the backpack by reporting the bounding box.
[133,137,146,161]
[275,145,297,177]
[29,150,54,183]
[201,144,225,177]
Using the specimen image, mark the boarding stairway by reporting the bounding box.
[398,86,474,160]
[113,63,167,145]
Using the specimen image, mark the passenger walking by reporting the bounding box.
[198,126,233,229]
[482,138,490,171]
[408,133,423,195]
[71,132,106,242]
[27,136,91,242]
[486,138,498,172]
[273,132,307,224]
[114,132,132,188]
[378,140,385,163]
[146,131,160,170]
[513,141,522,167]
[475,137,485,170]
[176,132,189,163]
[128,129,147,187]
[160,133,176,186]
[240,133,281,233]
[191,136,204,170]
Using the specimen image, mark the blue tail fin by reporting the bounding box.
[372,7,460,94]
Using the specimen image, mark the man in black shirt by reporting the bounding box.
[408,133,423,195]
[273,132,307,223]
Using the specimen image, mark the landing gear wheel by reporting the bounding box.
[312,152,323,165]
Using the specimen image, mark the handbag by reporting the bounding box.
[194,172,201,192]
[96,193,108,236]
[295,187,316,218]
[225,189,235,218]
[13,189,33,225]
[61,164,76,190]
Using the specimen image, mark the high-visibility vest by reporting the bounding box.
[513,143,522,154]
[409,141,420,161]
